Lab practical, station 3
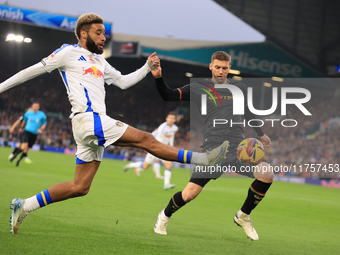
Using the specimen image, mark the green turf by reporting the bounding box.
[0,146,339,254]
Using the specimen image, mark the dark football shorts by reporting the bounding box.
[21,130,38,148]
[189,138,267,188]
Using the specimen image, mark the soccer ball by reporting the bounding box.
[237,138,265,165]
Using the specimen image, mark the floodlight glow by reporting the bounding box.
[232,76,243,81]
[24,37,32,43]
[15,35,24,42]
[185,72,193,78]
[272,76,284,82]
[229,69,240,75]
[6,34,16,41]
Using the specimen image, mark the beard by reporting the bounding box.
[86,35,103,54]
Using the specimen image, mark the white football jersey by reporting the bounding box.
[155,122,178,146]
[0,43,151,118]
[41,44,149,117]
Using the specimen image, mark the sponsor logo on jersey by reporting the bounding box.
[78,55,86,61]
[82,66,104,78]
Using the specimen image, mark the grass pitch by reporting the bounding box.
[0,146,339,254]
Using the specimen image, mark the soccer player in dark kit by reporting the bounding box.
[152,51,274,241]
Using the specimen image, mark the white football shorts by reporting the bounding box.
[71,112,128,163]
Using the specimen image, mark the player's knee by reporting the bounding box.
[182,191,199,202]
[73,184,90,197]
[140,132,156,146]
[255,162,274,180]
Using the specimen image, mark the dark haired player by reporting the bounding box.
[152,51,274,241]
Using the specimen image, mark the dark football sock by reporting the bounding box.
[10,148,22,161]
[12,147,21,154]
[17,152,27,163]
[241,179,272,215]
[164,191,187,217]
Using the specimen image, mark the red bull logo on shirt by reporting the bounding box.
[82,66,104,78]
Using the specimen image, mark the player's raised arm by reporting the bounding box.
[9,116,23,134]
[0,63,47,94]
[152,67,190,101]
[0,44,71,94]
[105,52,159,90]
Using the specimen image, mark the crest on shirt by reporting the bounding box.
[116,121,124,127]
[95,58,102,65]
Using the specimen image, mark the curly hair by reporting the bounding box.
[75,13,104,40]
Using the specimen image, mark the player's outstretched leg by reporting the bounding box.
[114,126,229,167]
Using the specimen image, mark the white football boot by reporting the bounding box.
[154,209,169,235]
[206,141,229,166]
[9,198,28,234]
[234,210,259,241]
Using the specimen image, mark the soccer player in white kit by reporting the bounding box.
[124,112,178,189]
[0,13,229,234]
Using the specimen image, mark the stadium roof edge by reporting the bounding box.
[113,32,254,50]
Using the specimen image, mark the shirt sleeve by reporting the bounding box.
[41,44,71,73]
[0,44,71,94]
[23,112,29,122]
[155,77,190,101]
[41,112,47,125]
[0,63,47,94]
[104,60,151,89]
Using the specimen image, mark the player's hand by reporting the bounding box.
[147,52,160,70]
[152,67,162,78]
[259,134,271,150]
[19,128,23,133]
[37,128,43,134]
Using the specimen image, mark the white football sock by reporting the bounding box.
[153,162,161,177]
[128,161,143,169]
[23,195,40,213]
[164,169,171,185]
[191,152,209,165]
